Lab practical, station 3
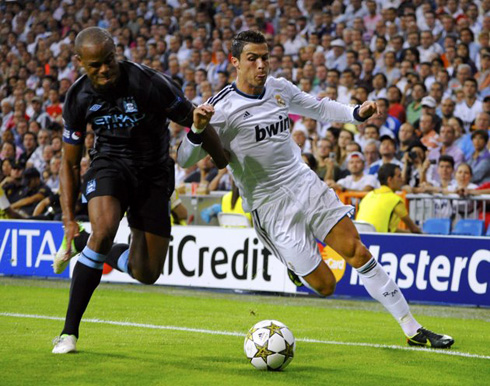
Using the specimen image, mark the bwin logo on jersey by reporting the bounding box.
[255,115,290,142]
[123,97,138,113]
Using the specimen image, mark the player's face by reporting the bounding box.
[233,42,270,95]
[77,40,120,91]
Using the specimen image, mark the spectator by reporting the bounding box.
[29,96,52,129]
[363,139,380,173]
[0,141,17,162]
[413,96,442,133]
[45,156,61,193]
[375,98,401,138]
[419,114,440,149]
[427,124,465,181]
[356,163,422,233]
[439,98,456,125]
[283,22,308,60]
[1,99,14,132]
[18,132,38,166]
[26,129,51,171]
[466,130,490,185]
[379,51,401,86]
[387,85,406,123]
[446,163,480,222]
[368,73,388,100]
[424,155,457,193]
[327,152,379,192]
[396,123,417,160]
[368,135,403,175]
[8,167,52,216]
[1,159,13,182]
[406,82,426,125]
[454,78,483,132]
[182,155,218,194]
[326,39,347,72]
[401,141,429,191]
[476,51,490,98]
[418,30,444,63]
[292,129,310,153]
[315,138,341,182]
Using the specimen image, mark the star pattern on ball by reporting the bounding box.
[246,327,257,341]
[279,340,295,360]
[253,342,274,362]
[265,322,284,338]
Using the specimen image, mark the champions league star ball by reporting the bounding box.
[244,320,295,371]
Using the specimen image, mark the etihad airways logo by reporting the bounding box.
[255,115,290,142]
[92,113,146,131]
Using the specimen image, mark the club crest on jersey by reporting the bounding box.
[275,95,286,106]
[123,97,138,113]
[255,115,290,142]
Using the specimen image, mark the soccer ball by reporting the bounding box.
[243,319,295,371]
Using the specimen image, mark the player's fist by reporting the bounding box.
[193,104,215,131]
[358,101,378,119]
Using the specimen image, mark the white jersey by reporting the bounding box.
[178,77,362,211]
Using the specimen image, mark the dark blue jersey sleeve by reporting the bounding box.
[62,80,87,145]
[149,73,194,125]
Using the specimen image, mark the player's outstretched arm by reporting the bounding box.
[177,104,228,169]
[59,142,83,259]
[192,104,229,169]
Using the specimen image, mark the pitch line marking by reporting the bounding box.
[1,312,489,361]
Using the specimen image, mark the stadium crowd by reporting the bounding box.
[0,0,489,229]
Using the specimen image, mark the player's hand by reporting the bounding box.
[193,104,215,131]
[62,220,80,261]
[358,101,378,119]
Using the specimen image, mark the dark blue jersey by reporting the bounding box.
[62,61,193,171]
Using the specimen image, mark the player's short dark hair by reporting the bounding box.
[75,27,114,55]
[231,30,267,58]
[378,163,400,186]
[438,154,455,168]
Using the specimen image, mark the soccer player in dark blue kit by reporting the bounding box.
[52,27,227,353]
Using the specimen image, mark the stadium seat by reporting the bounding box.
[217,213,252,228]
[451,219,485,236]
[352,220,377,233]
[422,218,451,235]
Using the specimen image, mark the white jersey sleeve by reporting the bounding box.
[176,135,207,168]
[176,108,227,168]
[282,78,363,124]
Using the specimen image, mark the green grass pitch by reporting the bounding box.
[1,277,489,386]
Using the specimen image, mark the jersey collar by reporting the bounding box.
[231,82,266,100]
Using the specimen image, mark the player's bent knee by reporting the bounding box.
[131,266,161,285]
[316,281,336,297]
[355,241,372,263]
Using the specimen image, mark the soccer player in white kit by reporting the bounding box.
[178,31,454,349]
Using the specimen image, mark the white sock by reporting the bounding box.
[356,258,421,336]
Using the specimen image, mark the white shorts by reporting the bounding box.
[251,170,353,276]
